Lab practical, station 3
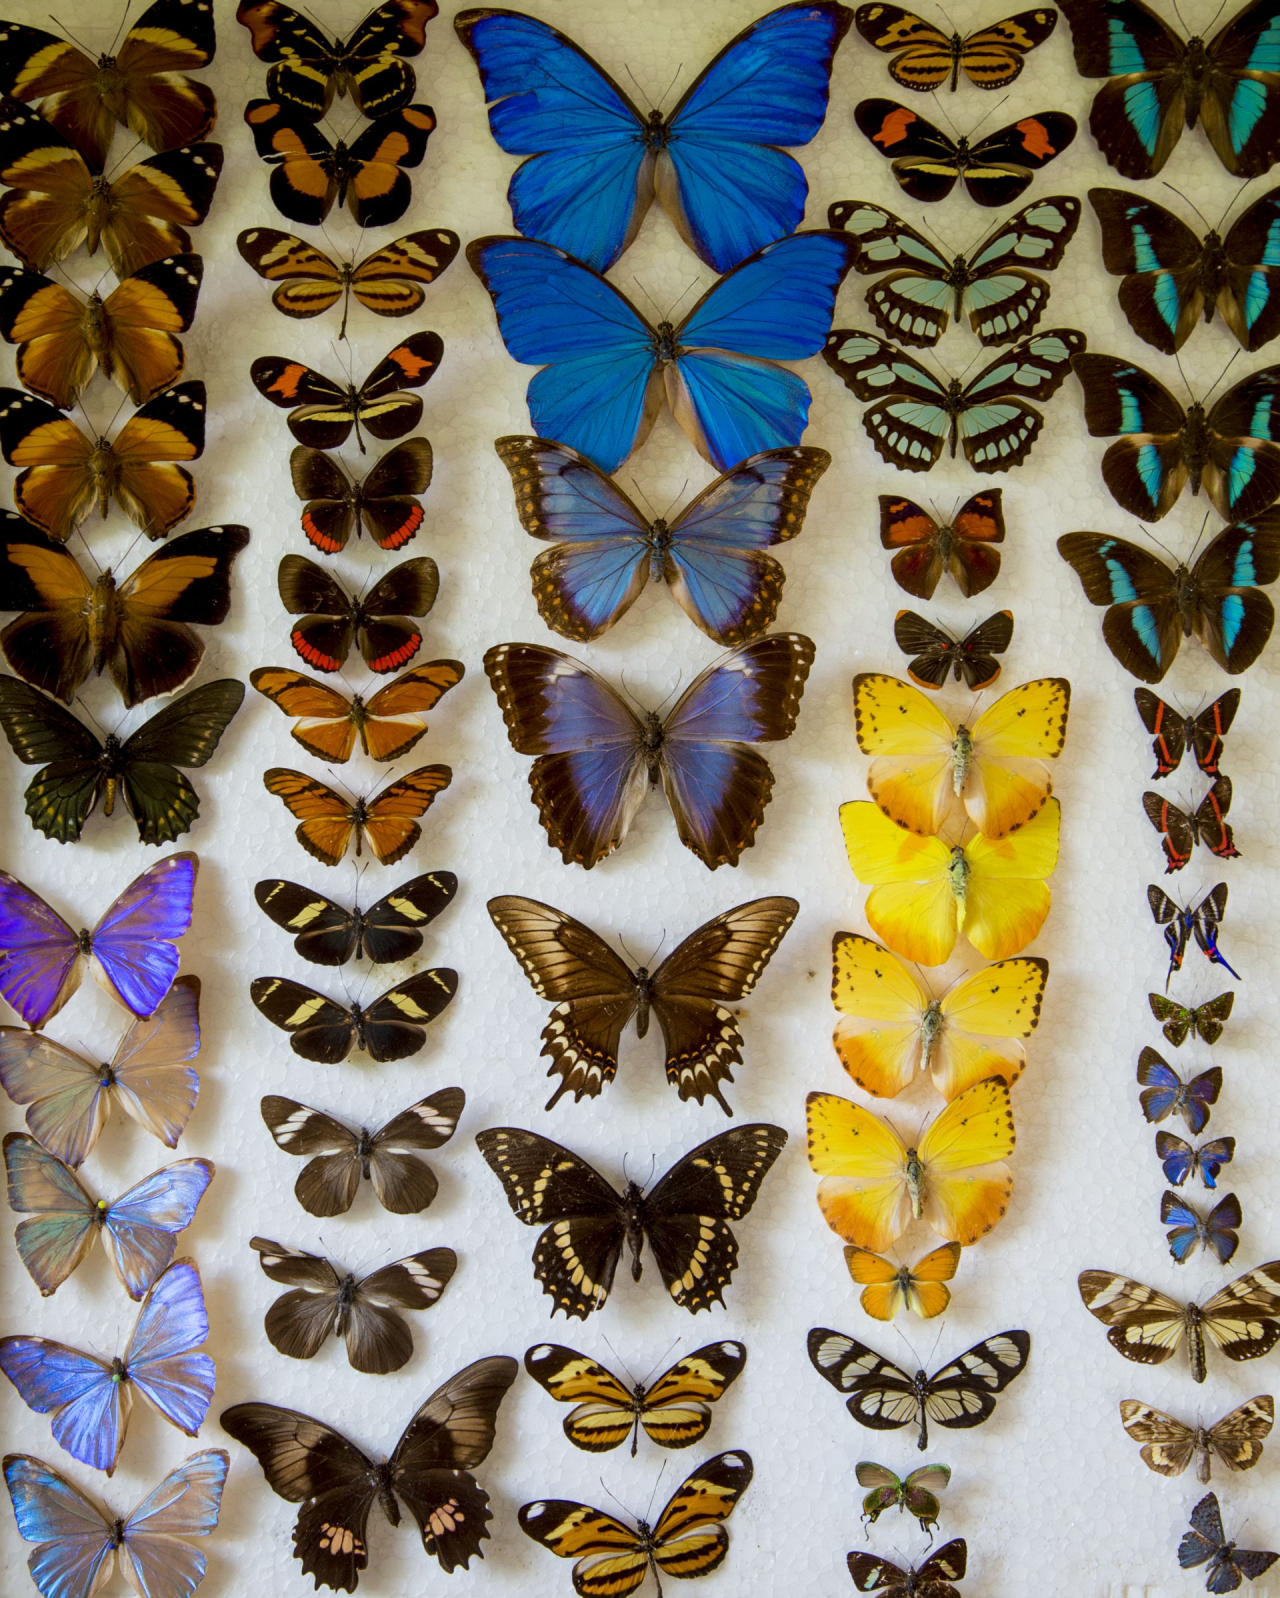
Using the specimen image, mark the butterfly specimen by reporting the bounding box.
[292,438,432,552]
[250,1236,457,1375]
[5,1449,228,1598]
[0,380,205,542]
[856,1461,951,1536]
[0,1258,211,1473]
[0,852,196,1028]
[1144,779,1238,872]
[1059,0,1280,179]
[476,1123,786,1318]
[1135,687,1241,781]
[1163,1191,1243,1265]
[0,676,244,845]
[1158,1131,1236,1189]
[252,663,463,763]
[823,327,1085,472]
[468,230,856,474]
[0,522,248,707]
[250,969,457,1063]
[238,226,459,338]
[806,1083,1015,1251]
[1090,187,1280,355]
[243,99,437,229]
[456,3,850,273]
[855,3,1057,89]
[485,635,812,870]
[854,673,1069,838]
[1149,883,1240,986]
[237,0,437,120]
[894,609,1014,690]
[847,1541,969,1597]
[249,331,442,452]
[1137,1048,1221,1133]
[1120,1396,1273,1483]
[261,1088,464,1217]
[808,1325,1031,1450]
[524,1339,747,1455]
[844,1243,963,1320]
[876,491,1004,598]
[832,932,1047,1100]
[832,195,1080,347]
[1078,1263,1280,1382]
[277,552,438,673]
[4,1133,212,1297]
[255,871,456,966]
[1073,355,1280,522]
[840,797,1059,964]
[0,101,222,276]
[220,1356,518,1590]
[1058,522,1280,681]
[1150,989,1235,1048]
[519,1449,753,1597]
[487,894,798,1111]
[0,975,199,1167]
[0,253,202,409]
[1179,1491,1278,1592]
[854,98,1077,205]
[494,436,830,646]
[263,765,452,865]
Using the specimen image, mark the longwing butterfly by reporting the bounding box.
[1149,988,1235,1048]
[263,765,451,864]
[1120,1395,1273,1482]
[1148,882,1240,987]
[250,331,442,452]
[292,438,431,552]
[878,490,1004,597]
[1134,687,1240,778]
[894,609,1013,688]
[250,968,456,1063]
[251,662,463,762]
[276,552,438,672]
[855,4,1057,90]
[255,870,456,965]
[1143,778,1239,871]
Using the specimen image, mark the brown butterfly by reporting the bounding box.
[1119,1395,1273,1484]
[250,332,442,452]
[263,765,452,864]
[276,552,438,672]
[291,438,432,552]
[252,662,464,762]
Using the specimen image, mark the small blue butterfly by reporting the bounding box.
[1161,1190,1242,1265]
[1157,1130,1236,1190]
[1136,1047,1221,1134]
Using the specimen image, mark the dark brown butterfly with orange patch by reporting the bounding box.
[878,489,1004,598]
[263,764,452,864]
[251,331,442,452]
[0,99,222,276]
[0,254,202,410]
[277,553,438,672]
[292,438,432,552]
[252,662,464,762]
[0,0,217,172]
[0,380,205,542]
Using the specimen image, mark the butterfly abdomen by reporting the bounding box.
[634,973,652,1038]
[1187,1306,1207,1382]
[1182,404,1209,494]
[625,1184,647,1281]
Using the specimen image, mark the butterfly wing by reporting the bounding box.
[830,932,931,1099]
[839,801,958,965]
[0,1333,120,1473]
[1089,188,1210,353]
[1201,1262,1280,1364]
[252,668,360,761]
[353,557,439,671]
[99,1158,213,1298]
[524,1344,638,1453]
[823,328,953,471]
[963,678,1070,837]
[923,1332,1031,1438]
[358,662,463,760]
[806,1090,912,1252]
[854,98,963,202]
[960,797,1059,959]
[357,969,458,1062]
[87,852,197,1020]
[3,1132,98,1294]
[4,1453,117,1598]
[1134,688,1189,777]
[363,1088,464,1215]
[1119,1399,1199,1476]
[916,1079,1017,1244]
[1059,0,1188,178]
[1057,531,1181,681]
[115,1447,228,1598]
[1199,0,1280,177]
[260,1096,363,1217]
[0,675,108,843]
[361,766,452,863]
[1220,186,1280,349]
[121,1258,214,1444]
[291,440,428,553]
[519,1497,648,1597]
[956,113,1077,206]
[648,1450,752,1581]
[828,201,954,347]
[639,1343,748,1450]
[1186,512,1280,673]
[1078,1269,1191,1367]
[262,768,355,864]
[249,976,356,1063]
[1207,1397,1275,1474]
[853,672,961,836]
[807,1327,922,1438]
[954,328,1085,470]
[0,872,82,1027]
[111,680,244,846]
[340,1250,456,1375]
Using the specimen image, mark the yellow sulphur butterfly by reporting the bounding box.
[844,1241,962,1320]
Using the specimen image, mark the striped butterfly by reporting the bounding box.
[1119,1395,1273,1483]
[854,4,1059,91]
[249,331,442,452]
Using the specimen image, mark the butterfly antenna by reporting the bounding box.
[959,93,1009,144]
[114,527,150,573]
[623,62,657,107]
[104,136,146,182]
[69,526,103,577]
[659,481,688,523]
[643,1460,668,1524]
[891,1323,922,1369]
[1161,182,1215,233]
[600,1477,636,1524]
[601,1333,642,1388]
[1186,510,1214,566]
[1201,350,1241,409]
[1129,517,1180,565]
[638,1336,679,1390]
[663,277,703,325]
[631,277,666,321]
[46,14,98,54]
[73,695,107,738]
[324,765,360,806]
[928,90,961,139]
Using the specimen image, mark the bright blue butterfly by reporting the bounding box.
[5,1448,228,1598]
[493,436,830,643]
[1136,1047,1221,1135]
[0,854,197,1031]
[455,3,852,272]
[4,1133,213,1298]
[1157,1129,1236,1190]
[1161,1190,1242,1265]
[468,231,857,474]
[0,1259,213,1473]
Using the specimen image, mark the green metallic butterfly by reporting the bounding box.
[856,1461,951,1537]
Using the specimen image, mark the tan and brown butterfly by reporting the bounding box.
[1119,1396,1273,1484]
[252,662,462,763]
[524,1341,746,1456]
[263,764,451,865]
[237,226,458,336]
[0,380,205,542]
[844,1242,963,1320]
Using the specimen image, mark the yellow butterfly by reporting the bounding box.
[806,1081,1015,1253]
[844,1241,962,1320]
[832,931,1048,1099]
[853,673,1070,838]
[840,797,1060,965]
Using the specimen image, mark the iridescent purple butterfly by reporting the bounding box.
[1157,1130,1235,1190]
[0,1259,213,1472]
[1161,1191,1242,1266]
[0,853,198,1029]
[483,634,815,869]
[1136,1047,1221,1134]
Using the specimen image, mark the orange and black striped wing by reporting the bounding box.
[251,667,358,762]
[361,764,452,862]
[958,11,1058,88]
[855,5,956,90]
[237,226,346,316]
[640,1342,747,1449]
[518,1498,649,1598]
[523,1344,637,1453]
[351,228,459,314]
[361,661,463,760]
[263,766,357,865]
[650,1450,753,1579]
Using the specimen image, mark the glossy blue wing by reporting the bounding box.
[4,1453,116,1598]
[1160,1193,1205,1263]
[0,1337,122,1473]
[1156,1131,1196,1187]
[0,873,80,1029]
[1194,1137,1236,1188]
[124,1260,214,1441]
[117,1450,228,1598]
[4,1134,98,1296]
[101,1159,214,1299]
[1183,1069,1223,1135]
[88,854,197,1021]
[1136,1051,1181,1122]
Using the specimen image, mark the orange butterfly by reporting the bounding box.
[251,662,464,762]
[844,1242,963,1320]
[263,765,452,865]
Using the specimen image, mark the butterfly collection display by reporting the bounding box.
[1178,1490,1278,1592]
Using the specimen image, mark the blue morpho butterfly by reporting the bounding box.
[0,1259,213,1473]
[1157,1129,1236,1190]
[5,1448,228,1598]
[0,853,197,1031]
[3,1132,213,1298]
[1137,1047,1222,1134]
[829,193,1081,346]
[1090,185,1280,355]
[467,230,858,475]
[1059,0,1280,179]
[1148,882,1241,989]
[492,436,830,644]
[1161,1190,1243,1264]
[454,3,852,273]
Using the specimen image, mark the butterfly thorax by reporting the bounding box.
[354,1126,377,1176]
[1194,232,1229,317]
[952,136,975,172]
[84,177,119,254]
[904,1148,926,1218]
[642,108,672,150]
[350,797,371,853]
[1180,38,1210,127]
[332,1272,359,1334]
[946,846,969,905]
[371,1461,401,1528]
[90,57,130,121]
[1181,404,1210,493]
[107,1517,126,1550]
[641,710,666,781]
[97,1060,116,1088]
[348,694,372,732]
[919,1001,944,1072]
[623,1180,648,1280]
[646,518,673,578]
[651,322,680,364]
[350,1003,371,1049]
[951,724,973,796]
[111,1355,128,1385]
[326,140,359,201]
[87,437,122,517]
[97,733,129,815]
[82,292,111,359]
[945,255,980,313]
[94,1196,109,1228]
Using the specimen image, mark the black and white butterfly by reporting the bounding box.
[487,895,797,1112]
[254,872,457,965]
[1178,1491,1278,1593]
[475,1124,786,1319]
[807,1327,1031,1450]
[1134,687,1241,779]
[250,1236,457,1375]
[847,1539,969,1597]
[249,969,456,1061]
[895,609,1013,690]
[220,1356,518,1592]
[261,1089,464,1217]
